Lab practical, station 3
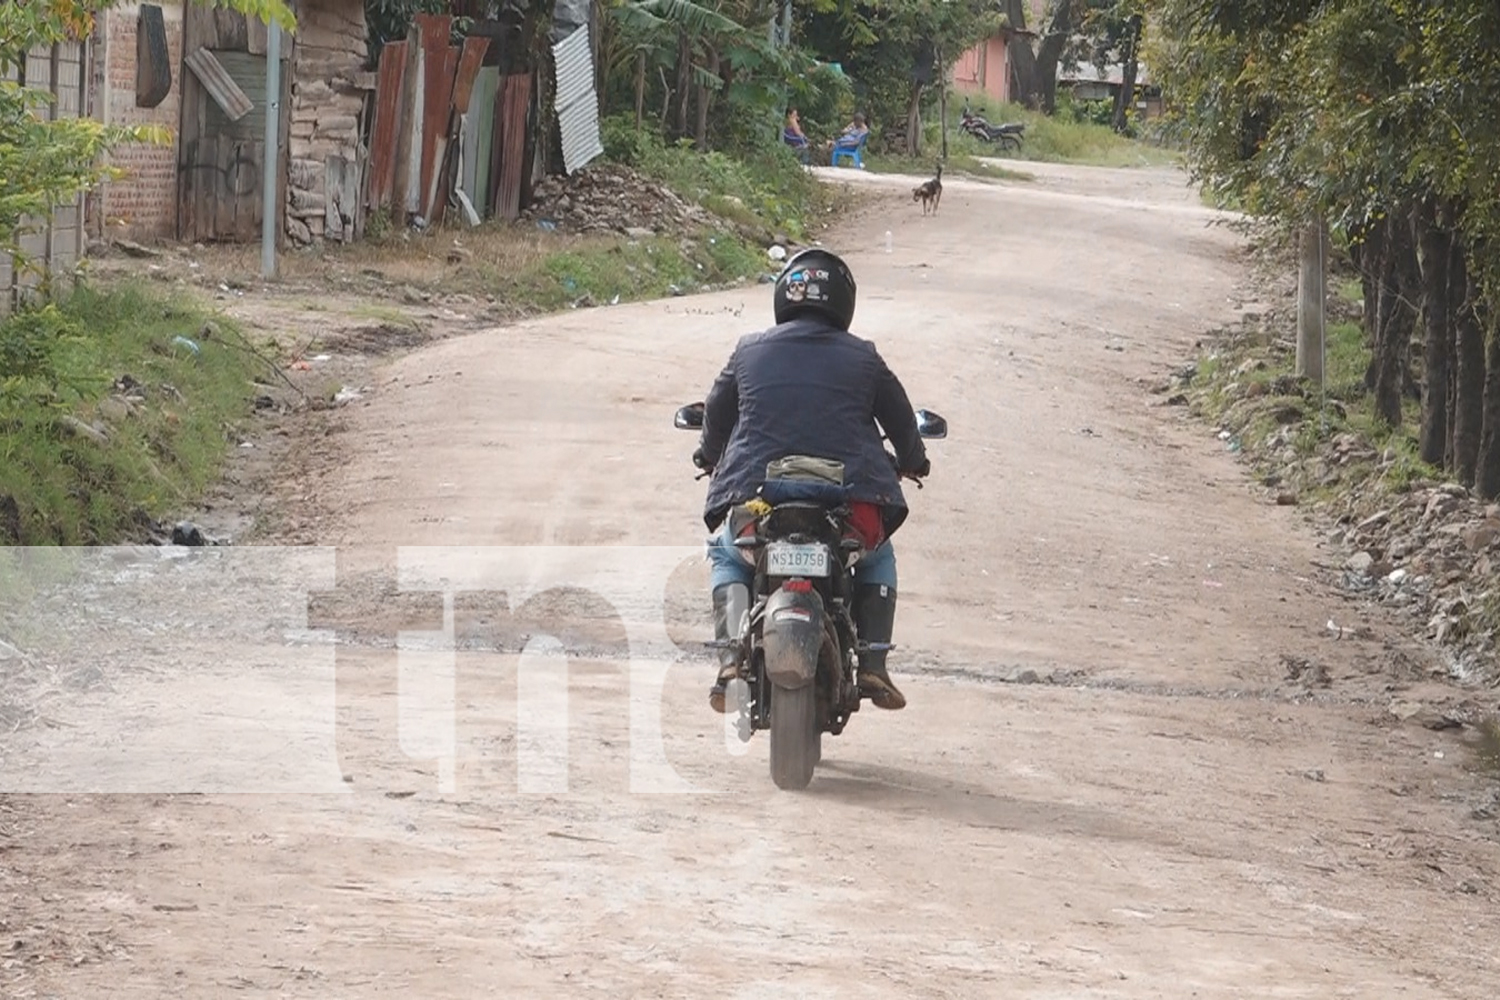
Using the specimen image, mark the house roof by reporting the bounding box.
[1058,61,1153,87]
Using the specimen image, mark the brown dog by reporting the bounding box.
[912,162,943,215]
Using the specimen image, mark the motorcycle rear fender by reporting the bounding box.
[759,585,828,691]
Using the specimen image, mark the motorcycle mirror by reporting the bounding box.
[674,402,705,430]
[915,408,948,439]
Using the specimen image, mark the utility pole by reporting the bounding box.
[261,19,282,279]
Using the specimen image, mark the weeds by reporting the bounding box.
[0,282,262,544]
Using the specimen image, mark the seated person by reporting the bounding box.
[782,107,809,150]
[829,112,869,151]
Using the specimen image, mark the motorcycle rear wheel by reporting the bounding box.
[769,683,819,790]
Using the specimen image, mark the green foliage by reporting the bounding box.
[601,112,824,237]
[481,231,765,312]
[795,0,999,140]
[953,96,1178,166]
[1148,0,1500,299]
[0,283,265,545]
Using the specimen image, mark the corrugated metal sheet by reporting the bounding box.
[552,26,602,174]
[185,47,254,122]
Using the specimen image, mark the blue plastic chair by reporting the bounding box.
[831,132,868,169]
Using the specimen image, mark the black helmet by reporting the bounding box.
[773,247,857,329]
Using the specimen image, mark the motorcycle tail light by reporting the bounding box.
[783,579,813,593]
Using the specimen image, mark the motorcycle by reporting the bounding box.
[959,102,1025,151]
[673,403,948,790]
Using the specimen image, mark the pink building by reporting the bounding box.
[951,33,1010,104]
[952,0,1046,105]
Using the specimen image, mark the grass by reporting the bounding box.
[484,230,766,310]
[942,98,1182,168]
[1186,277,1441,503]
[601,115,833,242]
[0,282,264,545]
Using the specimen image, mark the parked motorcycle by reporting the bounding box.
[674,403,948,790]
[960,102,1025,151]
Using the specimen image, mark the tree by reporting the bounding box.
[1,0,295,268]
[797,0,997,154]
[1147,0,1500,497]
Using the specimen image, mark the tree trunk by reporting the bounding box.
[1416,199,1453,468]
[939,47,948,160]
[1346,229,1377,337]
[1296,217,1326,384]
[1003,0,1039,109]
[695,81,710,149]
[1369,213,1416,429]
[1034,1,1072,115]
[1453,248,1486,485]
[693,44,715,150]
[1478,308,1500,499]
[1111,13,1143,132]
[905,82,924,156]
[634,51,645,128]
[675,31,691,138]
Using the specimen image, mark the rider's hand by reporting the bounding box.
[693,447,713,472]
[906,457,931,479]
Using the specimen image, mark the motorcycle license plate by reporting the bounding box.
[765,542,830,578]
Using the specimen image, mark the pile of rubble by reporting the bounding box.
[1330,482,1500,676]
[522,164,720,237]
[1168,312,1500,682]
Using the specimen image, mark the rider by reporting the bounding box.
[692,247,930,713]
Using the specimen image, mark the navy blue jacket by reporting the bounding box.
[698,316,928,536]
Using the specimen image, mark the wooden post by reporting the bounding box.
[1297,217,1327,384]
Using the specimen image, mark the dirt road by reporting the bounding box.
[4,162,1500,998]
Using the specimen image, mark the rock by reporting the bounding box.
[287,217,314,245]
[1387,568,1409,586]
[97,396,134,424]
[1276,492,1298,506]
[1421,711,1464,731]
[113,238,161,259]
[1346,551,1375,575]
[59,415,109,445]
[1425,493,1460,521]
[1460,520,1500,552]
[172,522,207,546]
[1356,509,1391,532]
[623,226,654,239]
[1388,699,1423,721]
[1007,667,1041,684]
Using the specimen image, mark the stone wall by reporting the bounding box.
[285,0,371,245]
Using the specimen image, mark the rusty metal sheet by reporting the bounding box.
[184,47,253,121]
[429,35,491,224]
[413,13,455,219]
[366,40,407,212]
[450,36,490,115]
[495,72,531,220]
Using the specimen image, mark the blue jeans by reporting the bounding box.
[707,519,897,592]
